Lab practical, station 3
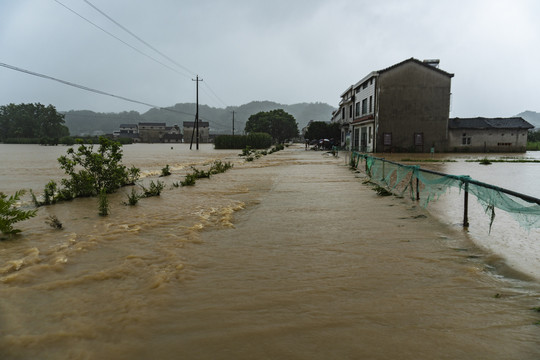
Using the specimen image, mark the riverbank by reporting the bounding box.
[1,144,539,359]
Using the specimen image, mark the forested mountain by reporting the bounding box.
[63,101,335,136]
[516,110,540,129]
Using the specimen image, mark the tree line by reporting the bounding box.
[0,103,69,142]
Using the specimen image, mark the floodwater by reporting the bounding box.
[373,151,540,280]
[1,143,539,359]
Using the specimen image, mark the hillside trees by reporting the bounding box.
[0,103,69,141]
[245,109,298,143]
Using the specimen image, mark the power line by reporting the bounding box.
[1,61,179,114]
[77,0,232,110]
[82,0,196,77]
[0,61,232,129]
[53,0,192,79]
[201,81,228,108]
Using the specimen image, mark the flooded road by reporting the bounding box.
[1,144,539,359]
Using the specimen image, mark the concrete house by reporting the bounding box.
[162,125,183,143]
[115,123,139,141]
[448,117,533,152]
[138,122,166,143]
[335,58,454,152]
[183,121,210,143]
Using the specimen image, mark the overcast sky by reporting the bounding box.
[1,0,539,118]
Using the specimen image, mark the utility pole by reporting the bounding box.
[190,75,203,150]
[232,110,235,136]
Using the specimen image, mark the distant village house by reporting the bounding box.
[448,117,533,152]
[114,122,183,143]
[183,121,210,143]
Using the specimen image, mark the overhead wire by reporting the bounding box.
[18,0,236,131]
[80,0,231,110]
[0,62,192,117]
[82,0,196,77]
[53,0,192,80]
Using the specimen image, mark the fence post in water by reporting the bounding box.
[381,158,385,181]
[416,177,420,201]
[463,181,470,228]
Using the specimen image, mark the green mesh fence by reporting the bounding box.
[350,152,540,229]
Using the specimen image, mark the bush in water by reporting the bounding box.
[0,190,38,235]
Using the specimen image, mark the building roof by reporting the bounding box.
[378,57,454,78]
[139,122,166,127]
[120,123,138,128]
[340,58,453,98]
[183,121,210,127]
[449,117,534,130]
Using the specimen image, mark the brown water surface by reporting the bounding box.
[1,144,539,359]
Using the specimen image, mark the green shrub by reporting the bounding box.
[214,132,272,149]
[141,180,165,197]
[98,188,109,216]
[43,180,58,205]
[191,167,211,179]
[209,160,233,174]
[181,173,197,187]
[160,164,172,177]
[124,188,140,206]
[0,190,38,235]
[58,137,140,197]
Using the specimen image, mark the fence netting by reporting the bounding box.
[350,152,540,230]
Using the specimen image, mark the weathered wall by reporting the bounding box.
[448,128,529,152]
[375,62,452,152]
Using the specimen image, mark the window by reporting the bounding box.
[383,133,392,146]
[368,126,372,142]
[414,133,424,146]
[361,98,368,115]
[462,133,471,145]
[349,105,353,118]
[362,82,368,89]
[355,102,360,117]
[369,96,373,113]
[341,108,345,120]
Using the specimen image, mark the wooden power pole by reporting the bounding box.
[190,75,203,150]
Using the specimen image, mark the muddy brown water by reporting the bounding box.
[1,144,539,359]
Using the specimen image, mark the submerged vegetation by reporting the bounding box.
[0,190,37,235]
[181,160,234,187]
[58,137,139,197]
[466,158,540,163]
[214,132,272,149]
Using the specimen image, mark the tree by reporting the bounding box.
[528,129,540,143]
[0,103,69,141]
[245,109,298,143]
[58,137,139,197]
[304,121,341,142]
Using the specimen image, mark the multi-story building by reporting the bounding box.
[183,121,210,143]
[334,58,454,152]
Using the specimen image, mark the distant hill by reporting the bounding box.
[516,110,540,130]
[63,101,336,136]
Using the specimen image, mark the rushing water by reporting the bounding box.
[1,144,539,359]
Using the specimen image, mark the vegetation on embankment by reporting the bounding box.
[214,132,272,149]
